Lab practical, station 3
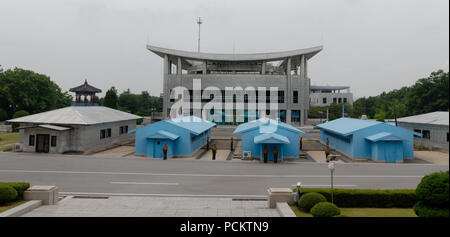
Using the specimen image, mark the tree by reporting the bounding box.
[103,86,118,109]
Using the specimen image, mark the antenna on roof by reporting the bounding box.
[197,17,203,53]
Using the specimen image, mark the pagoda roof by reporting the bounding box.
[69,80,102,93]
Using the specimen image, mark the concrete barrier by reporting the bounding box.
[276,202,296,217]
[24,185,59,205]
[267,188,295,208]
[0,200,42,217]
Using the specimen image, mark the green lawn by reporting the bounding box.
[0,132,18,151]
[290,205,417,217]
[0,200,28,213]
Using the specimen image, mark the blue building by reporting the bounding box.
[233,118,306,162]
[130,116,216,158]
[316,118,420,163]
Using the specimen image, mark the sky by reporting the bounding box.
[0,0,448,99]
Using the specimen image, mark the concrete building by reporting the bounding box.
[233,118,306,162]
[147,44,323,127]
[7,81,142,154]
[310,85,353,107]
[316,118,420,163]
[130,116,215,158]
[394,111,449,151]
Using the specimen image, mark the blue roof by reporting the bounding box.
[147,130,179,140]
[254,133,290,144]
[316,118,382,136]
[365,132,403,142]
[233,118,306,135]
[165,116,216,135]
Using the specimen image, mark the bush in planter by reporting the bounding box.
[414,171,449,217]
[311,202,341,217]
[0,183,18,204]
[298,192,327,212]
[1,182,30,200]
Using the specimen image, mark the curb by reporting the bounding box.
[275,202,296,217]
[0,200,42,217]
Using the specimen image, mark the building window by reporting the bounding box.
[29,135,35,146]
[291,110,300,122]
[100,129,106,139]
[338,98,342,103]
[107,128,112,137]
[343,98,347,103]
[120,126,124,135]
[124,126,128,133]
[278,91,284,104]
[293,91,298,104]
[244,94,248,103]
[323,97,327,104]
[333,98,337,103]
[266,90,270,104]
[422,130,430,139]
[51,136,57,147]
[414,129,422,137]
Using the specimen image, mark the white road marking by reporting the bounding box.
[0,169,424,178]
[60,192,268,198]
[301,184,358,187]
[110,182,179,185]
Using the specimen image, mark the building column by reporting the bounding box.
[261,61,266,75]
[286,57,291,124]
[203,60,207,74]
[300,55,307,127]
[177,57,182,75]
[163,55,169,119]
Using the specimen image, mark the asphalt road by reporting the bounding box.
[0,152,448,198]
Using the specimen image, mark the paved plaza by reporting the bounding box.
[22,196,280,217]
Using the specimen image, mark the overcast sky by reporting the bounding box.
[0,0,448,98]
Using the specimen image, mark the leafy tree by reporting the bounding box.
[0,109,8,121]
[103,86,118,109]
[12,110,29,119]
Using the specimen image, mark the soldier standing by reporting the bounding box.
[162,143,168,160]
[299,137,303,151]
[273,147,279,163]
[263,145,269,163]
[230,137,234,150]
[206,138,210,150]
[212,144,217,160]
[325,138,331,162]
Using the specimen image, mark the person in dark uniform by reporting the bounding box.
[299,137,303,151]
[212,144,217,160]
[263,145,268,163]
[162,143,168,160]
[206,138,210,150]
[273,147,279,163]
[230,137,234,150]
[325,138,331,162]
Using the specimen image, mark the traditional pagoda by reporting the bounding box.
[69,80,102,105]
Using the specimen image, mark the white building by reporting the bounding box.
[310,86,353,107]
[395,111,449,151]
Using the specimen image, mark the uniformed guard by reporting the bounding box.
[230,137,234,150]
[162,143,168,160]
[206,138,210,150]
[300,137,303,151]
[263,145,269,163]
[212,144,217,160]
[325,138,330,162]
[273,147,279,163]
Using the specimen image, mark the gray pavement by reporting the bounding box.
[22,196,280,217]
[0,152,448,198]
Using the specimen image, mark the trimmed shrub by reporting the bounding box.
[416,171,449,207]
[298,192,327,212]
[413,201,449,218]
[311,202,341,217]
[0,183,18,204]
[1,182,30,200]
[296,188,416,208]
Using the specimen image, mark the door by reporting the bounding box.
[153,140,163,158]
[383,142,399,163]
[36,134,50,153]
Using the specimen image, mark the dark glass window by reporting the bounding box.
[278,91,284,104]
[100,129,106,139]
[414,129,421,137]
[125,126,128,133]
[293,91,298,104]
[51,136,57,147]
[244,94,248,103]
[323,97,327,104]
[338,98,342,103]
[120,126,124,135]
[107,128,112,137]
[291,110,300,122]
[333,98,337,103]
[29,135,35,146]
[343,98,347,103]
[266,90,270,104]
[422,130,430,139]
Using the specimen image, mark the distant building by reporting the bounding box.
[130,116,216,158]
[394,111,449,151]
[233,118,306,162]
[310,86,353,107]
[7,81,142,154]
[147,44,323,126]
[316,118,419,163]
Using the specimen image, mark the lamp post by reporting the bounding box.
[328,161,335,203]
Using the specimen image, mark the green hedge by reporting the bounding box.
[0,182,30,200]
[413,201,449,217]
[295,188,416,208]
[311,202,341,217]
[414,171,449,217]
[298,192,327,212]
[0,183,18,204]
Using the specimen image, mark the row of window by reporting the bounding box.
[28,135,57,147]
[170,90,302,104]
[100,126,129,139]
[322,97,348,104]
